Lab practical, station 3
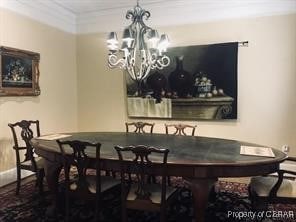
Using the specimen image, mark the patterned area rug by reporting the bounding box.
[0,177,295,222]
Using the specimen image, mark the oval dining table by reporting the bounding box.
[32,132,287,222]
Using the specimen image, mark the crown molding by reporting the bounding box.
[76,0,296,33]
[0,0,295,34]
[0,0,76,33]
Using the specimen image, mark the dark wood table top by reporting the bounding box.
[32,132,287,178]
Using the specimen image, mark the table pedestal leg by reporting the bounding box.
[43,159,62,218]
[184,178,217,222]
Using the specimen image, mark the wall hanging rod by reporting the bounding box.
[238,41,249,47]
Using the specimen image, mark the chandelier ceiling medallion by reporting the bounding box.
[107,0,170,84]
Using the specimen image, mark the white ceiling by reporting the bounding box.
[1,0,296,33]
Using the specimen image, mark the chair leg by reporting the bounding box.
[36,170,44,194]
[208,185,217,202]
[95,205,98,222]
[95,195,100,222]
[253,201,268,222]
[64,168,70,222]
[160,208,166,222]
[147,175,157,184]
[121,205,127,222]
[105,170,117,178]
[65,190,69,222]
[16,167,21,195]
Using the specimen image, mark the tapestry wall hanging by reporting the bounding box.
[126,42,238,120]
[0,46,40,96]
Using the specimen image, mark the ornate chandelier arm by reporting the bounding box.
[148,51,158,68]
[140,65,151,81]
[126,67,136,81]
[155,55,170,69]
[139,53,151,81]
[138,26,150,79]
[126,56,137,81]
[126,45,139,82]
[139,52,146,80]
[108,54,126,69]
[126,38,137,81]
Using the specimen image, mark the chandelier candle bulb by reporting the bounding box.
[107,32,118,45]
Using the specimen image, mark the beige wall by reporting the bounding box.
[77,33,126,131]
[0,9,78,171]
[77,14,296,155]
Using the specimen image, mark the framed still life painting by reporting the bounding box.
[126,42,238,120]
[0,46,40,96]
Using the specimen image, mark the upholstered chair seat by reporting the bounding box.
[248,156,296,209]
[127,183,177,204]
[21,157,44,170]
[69,175,120,194]
[250,176,296,198]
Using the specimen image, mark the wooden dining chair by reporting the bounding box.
[248,156,296,211]
[125,121,155,181]
[125,121,155,134]
[114,145,178,222]
[164,123,197,186]
[57,139,121,222]
[8,120,45,195]
[165,123,197,136]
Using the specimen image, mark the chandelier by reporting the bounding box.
[107,1,170,84]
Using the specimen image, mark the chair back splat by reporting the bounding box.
[165,123,197,136]
[115,145,177,222]
[125,122,155,134]
[8,120,44,195]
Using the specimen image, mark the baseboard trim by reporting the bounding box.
[0,168,34,188]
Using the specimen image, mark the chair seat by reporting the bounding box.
[20,157,44,170]
[250,176,296,198]
[127,183,177,204]
[70,175,120,194]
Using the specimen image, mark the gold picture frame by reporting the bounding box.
[0,46,40,96]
